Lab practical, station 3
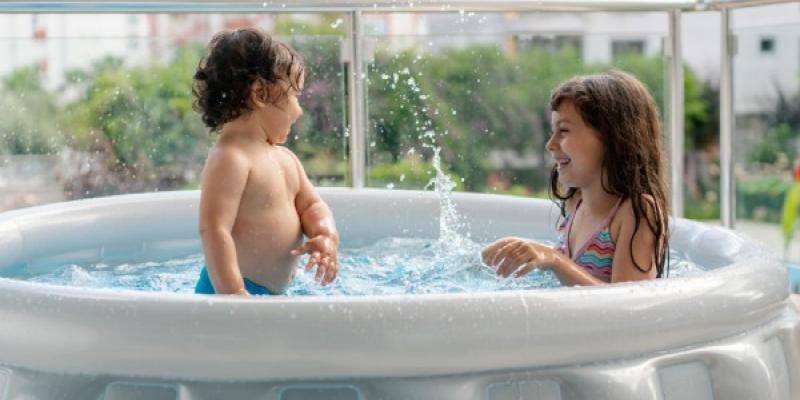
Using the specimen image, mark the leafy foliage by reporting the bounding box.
[59,47,210,196]
[0,67,62,154]
[0,26,720,204]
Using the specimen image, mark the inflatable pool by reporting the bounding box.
[0,189,797,400]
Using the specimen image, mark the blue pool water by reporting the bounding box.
[23,237,705,296]
[15,150,706,295]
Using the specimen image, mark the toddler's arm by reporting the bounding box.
[198,147,251,296]
[286,150,339,285]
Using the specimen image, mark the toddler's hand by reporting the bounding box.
[291,235,338,285]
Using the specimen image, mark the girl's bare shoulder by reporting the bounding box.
[611,194,662,237]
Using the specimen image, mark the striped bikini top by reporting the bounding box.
[555,197,623,280]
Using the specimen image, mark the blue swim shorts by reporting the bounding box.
[194,266,274,295]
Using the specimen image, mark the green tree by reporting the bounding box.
[275,15,349,184]
[61,46,210,196]
[749,87,800,165]
[368,50,433,163]
[0,67,62,154]
[750,123,796,165]
[366,45,709,195]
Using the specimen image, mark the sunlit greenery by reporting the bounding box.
[0,67,61,154]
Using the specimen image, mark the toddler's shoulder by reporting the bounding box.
[203,141,254,181]
[275,145,300,160]
[208,141,250,163]
[275,145,308,174]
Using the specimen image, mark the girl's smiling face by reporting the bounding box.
[546,101,605,189]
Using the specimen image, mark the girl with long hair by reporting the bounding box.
[483,70,669,285]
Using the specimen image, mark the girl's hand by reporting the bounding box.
[291,235,339,285]
[482,237,564,278]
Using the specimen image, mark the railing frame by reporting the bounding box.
[720,7,736,228]
[667,9,685,218]
[346,10,366,188]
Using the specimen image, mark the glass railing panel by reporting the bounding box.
[0,13,348,212]
[732,4,800,262]
[363,12,669,198]
[681,11,722,221]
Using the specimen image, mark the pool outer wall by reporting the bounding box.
[0,189,797,399]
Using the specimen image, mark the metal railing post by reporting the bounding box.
[346,10,366,188]
[720,8,736,228]
[668,9,685,218]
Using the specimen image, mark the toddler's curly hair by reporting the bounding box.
[192,28,305,132]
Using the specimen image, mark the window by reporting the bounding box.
[514,34,582,55]
[760,37,775,54]
[612,39,645,59]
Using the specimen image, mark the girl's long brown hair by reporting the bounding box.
[549,70,669,278]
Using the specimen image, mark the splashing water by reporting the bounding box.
[21,102,565,295]
[25,238,563,296]
[18,150,705,295]
[426,147,471,249]
[22,243,702,296]
[16,63,708,295]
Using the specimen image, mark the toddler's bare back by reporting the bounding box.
[224,140,304,293]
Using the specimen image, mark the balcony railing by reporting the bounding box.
[0,0,794,235]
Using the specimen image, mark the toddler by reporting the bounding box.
[192,28,339,295]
